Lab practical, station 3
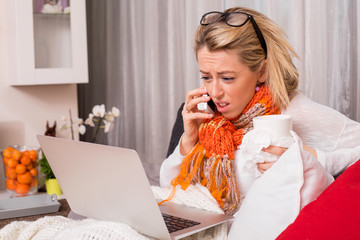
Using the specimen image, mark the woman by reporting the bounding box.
[160,7,360,216]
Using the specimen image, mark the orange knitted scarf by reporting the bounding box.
[160,85,280,215]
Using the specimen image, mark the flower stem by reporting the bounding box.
[92,117,102,143]
[69,109,74,140]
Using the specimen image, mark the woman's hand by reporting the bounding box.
[257,145,287,174]
[180,87,214,155]
[256,144,318,174]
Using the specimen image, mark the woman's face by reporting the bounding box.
[197,47,265,119]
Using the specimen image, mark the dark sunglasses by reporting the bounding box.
[200,11,267,59]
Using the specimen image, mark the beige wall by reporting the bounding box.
[0,1,79,189]
[0,84,78,148]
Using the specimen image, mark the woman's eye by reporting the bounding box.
[201,76,211,81]
[223,77,235,81]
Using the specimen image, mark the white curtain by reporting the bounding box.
[84,0,360,185]
[226,0,360,121]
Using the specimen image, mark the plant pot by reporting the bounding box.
[45,178,62,196]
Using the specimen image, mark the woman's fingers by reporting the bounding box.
[262,145,287,156]
[257,162,275,174]
[185,87,207,102]
[184,88,208,113]
[257,146,288,174]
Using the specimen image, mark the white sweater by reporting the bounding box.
[160,92,360,188]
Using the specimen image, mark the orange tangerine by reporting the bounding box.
[29,150,38,162]
[30,177,38,187]
[17,172,32,185]
[2,147,13,158]
[22,150,30,156]
[20,155,31,166]
[6,167,17,180]
[29,168,38,177]
[6,179,17,191]
[12,150,22,161]
[27,162,34,170]
[6,158,18,168]
[3,157,10,165]
[15,164,27,174]
[16,183,30,195]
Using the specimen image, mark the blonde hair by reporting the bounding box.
[194,7,299,110]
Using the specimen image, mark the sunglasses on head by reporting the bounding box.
[200,11,267,59]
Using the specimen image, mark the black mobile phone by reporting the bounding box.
[207,98,216,111]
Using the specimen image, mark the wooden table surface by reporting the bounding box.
[0,199,71,229]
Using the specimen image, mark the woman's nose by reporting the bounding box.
[210,79,223,99]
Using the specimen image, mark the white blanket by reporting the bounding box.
[0,184,227,240]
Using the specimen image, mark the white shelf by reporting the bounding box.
[0,189,64,200]
[0,190,11,200]
[4,0,88,86]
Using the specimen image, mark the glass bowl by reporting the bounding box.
[2,145,40,197]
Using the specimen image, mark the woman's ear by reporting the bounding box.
[258,60,267,83]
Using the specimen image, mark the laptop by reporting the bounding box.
[37,135,233,240]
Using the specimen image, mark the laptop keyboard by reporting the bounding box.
[162,213,201,233]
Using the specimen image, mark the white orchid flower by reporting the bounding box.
[61,105,119,143]
[105,112,115,122]
[60,122,68,131]
[92,104,106,118]
[85,113,95,127]
[111,107,120,117]
[103,120,113,133]
[78,125,86,135]
[74,118,84,125]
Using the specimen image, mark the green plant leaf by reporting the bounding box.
[39,154,55,179]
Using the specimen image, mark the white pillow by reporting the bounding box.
[228,131,333,240]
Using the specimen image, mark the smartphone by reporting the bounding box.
[207,98,216,112]
[197,94,215,113]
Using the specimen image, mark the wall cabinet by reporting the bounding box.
[4,0,88,85]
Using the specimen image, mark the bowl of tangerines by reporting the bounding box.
[2,145,39,197]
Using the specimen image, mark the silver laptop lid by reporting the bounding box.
[37,135,171,240]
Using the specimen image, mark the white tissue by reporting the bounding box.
[229,131,333,240]
[237,129,295,181]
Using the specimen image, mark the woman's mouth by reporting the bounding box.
[216,102,230,112]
